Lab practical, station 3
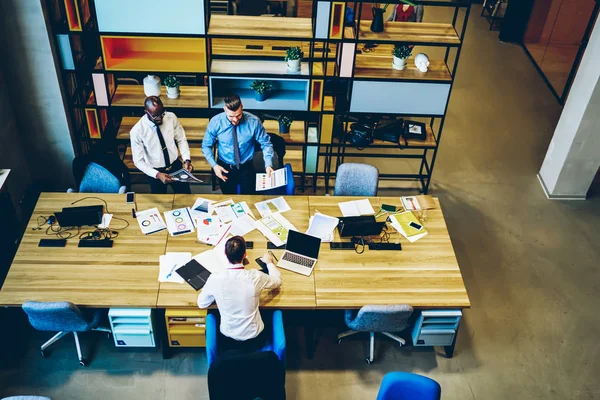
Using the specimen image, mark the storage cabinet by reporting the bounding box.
[165,309,207,348]
[108,308,156,347]
[411,310,461,347]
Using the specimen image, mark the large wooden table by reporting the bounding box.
[0,193,470,311]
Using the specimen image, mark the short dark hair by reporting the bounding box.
[225,236,246,264]
[144,95,163,110]
[224,94,242,111]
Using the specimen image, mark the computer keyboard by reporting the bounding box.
[282,252,314,268]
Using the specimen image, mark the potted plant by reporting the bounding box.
[392,45,412,70]
[164,75,180,99]
[277,114,293,134]
[250,80,273,102]
[285,46,304,73]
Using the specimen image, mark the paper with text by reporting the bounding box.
[255,197,291,218]
[256,168,287,191]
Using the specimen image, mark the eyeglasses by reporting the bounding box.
[146,110,166,121]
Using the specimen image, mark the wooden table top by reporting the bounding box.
[308,196,470,309]
[157,195,315,309]
[0,193,173,308]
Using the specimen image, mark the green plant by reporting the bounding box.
[250,80,273,94]
[277,114,294,127]
[285,46,304,61]
[392,45,412,59]
[164,75,180,88]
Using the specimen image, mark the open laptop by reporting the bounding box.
[277,230,321,276]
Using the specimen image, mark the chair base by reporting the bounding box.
[40,327,111,366]
[337,330,406,364]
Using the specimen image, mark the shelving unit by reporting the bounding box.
[165,309,207,348]
[411,309,462,356]
[47,0,472,193]
[108,308,156,347]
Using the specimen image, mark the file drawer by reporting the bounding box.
[165,308,207,348]
[411,310,462,347]
[416,329,456,346]
[109,308,156,347]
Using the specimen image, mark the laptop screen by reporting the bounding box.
[286,229,321,259]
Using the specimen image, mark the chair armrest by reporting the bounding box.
[271,310,286,365]
[67,188,76,193]
[284,164,295,196]
[118,186,127,194]
[205,313,218,367]
[344,309,358,327]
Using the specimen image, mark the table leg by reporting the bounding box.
[444,326,459,358]
[156,309,171,359]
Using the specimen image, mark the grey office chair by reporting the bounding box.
[1,397,52,400]
[338,304,413,364]
[334,163,379,196]
[22,301,111,366]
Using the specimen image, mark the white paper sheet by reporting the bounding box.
[401,196,421,211]
[168,168,203,183]
[191,240,229,274]
[255,212,297,247]
[97,213,112,229]
[159,252,192,283]
[388,218,428,243]
[164,207,195,236]
[255,197,291,218]
[255,168,287,191]
[136,207,167,235]
[190,197,214,220]
[214,201,254,224]
[229,214,257,237]
[196,215,225,245]
[338,199,375,217]
[306,213,339,242]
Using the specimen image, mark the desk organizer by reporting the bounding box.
[108,308,155,347]
[165,308,207,347]
[411,309,462,347]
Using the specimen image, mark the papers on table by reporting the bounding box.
[159,252,192,283]
[136,207,167,235]
[168,168,203,184]
[164,207,195,236]
[196,214,228,245]
[256,167,287,191]
[191,240,229,273]
[98,213,112,229]
[255,197,291,218]
[255,212,297,247]
[338,199,375,217]
[214,200,254,224]
[400,195,437,211]
[306,213,339,242]
[229,214,257,237]
[190,197,214,219]
[388,211,428,243]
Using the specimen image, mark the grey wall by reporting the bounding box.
[0,0,75,191]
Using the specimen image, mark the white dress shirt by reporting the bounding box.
[197,262,282,341]
[129,112,191,178]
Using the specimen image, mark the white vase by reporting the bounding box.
[287,59,301,72]
[143,75,161,96]
[166,86,180,99]
[392,56,407,70]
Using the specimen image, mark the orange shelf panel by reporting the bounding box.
[85,108,101,139]
[101,36,207,73]
[64,0,82,31]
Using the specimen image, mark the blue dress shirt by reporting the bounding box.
[202,112,274,169]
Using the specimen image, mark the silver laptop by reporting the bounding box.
[277,230,321,276]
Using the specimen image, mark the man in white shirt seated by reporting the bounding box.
[197,236,282,352]
[129,96,194,194]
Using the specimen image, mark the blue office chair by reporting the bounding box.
[334,163,379,196]
[376,372,441,400]
[338,304,413,364]
[236,152,295,195]
[22,301,112,366]
[206,310,286,367]
[68,162,126,194]
[1,397,52,400]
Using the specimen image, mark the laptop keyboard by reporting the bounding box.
[282,252,314,268]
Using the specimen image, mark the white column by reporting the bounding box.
[538,20,600,200]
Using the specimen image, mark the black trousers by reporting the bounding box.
[148,159,192,194]
[217,159,255,195]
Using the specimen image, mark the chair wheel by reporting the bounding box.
[338,339,342,344]
[40,349,48,358]
[365,358,372,364]
[79,359,88,367]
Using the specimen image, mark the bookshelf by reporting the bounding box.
[47,0,472,193]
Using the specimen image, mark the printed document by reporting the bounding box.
[159,252,192,283]
[136,207,167,235]
[168,168,203,183]
[164,207,195,236]
[338,199,375,217]
[255,212,297,247]
[256,168,287,191]
[255,196,291,218]
[214,201,254,224]
[306,213,339,242]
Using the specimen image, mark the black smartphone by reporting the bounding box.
[409,221,423,231]
[255,257,269,274]
[39,239,67,247]
[126,192,135,204]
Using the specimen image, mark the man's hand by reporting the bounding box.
[184,160,193,173]
[213,165,229,182]
[261,252,275,265]
[156,172,174,184]
[266,166,274,178]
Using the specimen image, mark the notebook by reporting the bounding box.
[176,260,212,291]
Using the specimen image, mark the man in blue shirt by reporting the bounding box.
[202,94,275,194]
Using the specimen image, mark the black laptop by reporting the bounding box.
[176,260,212,291]
[337,216,386,237]
[54,205,103,227]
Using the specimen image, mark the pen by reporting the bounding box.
[132,208,136,218]
[268,250,278,262]
[166,264,178,280]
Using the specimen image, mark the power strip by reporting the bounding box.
[368,243,402,251]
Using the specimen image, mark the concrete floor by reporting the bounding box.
[2,4,600,400]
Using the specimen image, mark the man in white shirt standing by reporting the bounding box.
[197,236,282,352]
[130,96,194,194]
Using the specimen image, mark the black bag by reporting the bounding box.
[349,122,374,148]
[373,119,403,143]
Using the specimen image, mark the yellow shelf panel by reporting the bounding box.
[209,15,313,39]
